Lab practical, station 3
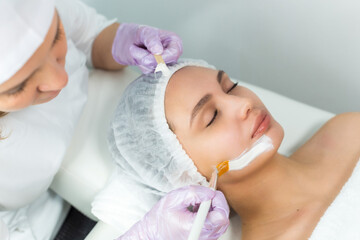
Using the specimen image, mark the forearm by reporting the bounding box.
[91,22,125,70]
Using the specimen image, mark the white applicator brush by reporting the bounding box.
[216,134,274,177]
[187,135,274,240]
[154,54,171,77]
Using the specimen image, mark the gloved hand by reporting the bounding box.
[117,185,230,240]
[112,23,183,74]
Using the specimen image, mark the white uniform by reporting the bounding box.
[0,0,115,239]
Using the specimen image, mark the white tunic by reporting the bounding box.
[0,0,115,239]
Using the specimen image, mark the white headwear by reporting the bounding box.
[109,59,216,194]
[92,59,216,231]
[0,0,55,84]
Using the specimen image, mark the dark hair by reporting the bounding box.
[0,111,8,139]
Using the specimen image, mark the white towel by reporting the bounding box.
[309,158,360,240]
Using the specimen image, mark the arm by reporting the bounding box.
[56,0,182,73]
[56,0,117,68]
[100,23,183,74]
[91,22,125,70]
[90,21,184,72]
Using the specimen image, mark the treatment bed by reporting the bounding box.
[50,67,334,239]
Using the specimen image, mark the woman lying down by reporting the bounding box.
[102,59,360,239]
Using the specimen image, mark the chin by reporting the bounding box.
[229,123,283,180]
[265,117,284,152]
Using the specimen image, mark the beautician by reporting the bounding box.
[0,0,229,239]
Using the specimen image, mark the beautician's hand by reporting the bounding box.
[112,23,183,74]
[117,185,230,240]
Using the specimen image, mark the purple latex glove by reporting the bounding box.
[117,185,230,240]
[112,23,183,74]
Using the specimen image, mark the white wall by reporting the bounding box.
[82,0,360,114]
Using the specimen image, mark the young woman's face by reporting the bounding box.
[165,66,284,181]
[0,10,68,112]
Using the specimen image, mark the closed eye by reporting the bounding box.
[7,79,28,96]
[206,81,237,127]
[227,82,238,93]
[206,110,218,127]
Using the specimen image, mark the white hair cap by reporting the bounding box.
[109,59,218,195]
[92,59,217,230]
[0,0,55,84]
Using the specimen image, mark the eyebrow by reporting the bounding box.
[190,93,212,127]
[217,70,225,84]
[189,70,225,127]
[0,12,60,95]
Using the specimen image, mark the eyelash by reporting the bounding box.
[227,82,238,93]
[206,82,238,127]
[8,81,27,96]
[207,109,218,127]
[53,25,63,46]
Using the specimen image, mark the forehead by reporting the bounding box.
[164,66,218,125]
[167,66,218,94]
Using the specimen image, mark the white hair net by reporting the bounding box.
[92,59,218,232]
[0,0,55,84]
[109,59,219,193]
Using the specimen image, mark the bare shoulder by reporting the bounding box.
[325,112,360,128]
[322,112,360,151]
[312,112,360,157]
[292,112,360,163]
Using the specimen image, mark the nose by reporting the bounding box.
[37,63,68,92]
[232,96,252,120]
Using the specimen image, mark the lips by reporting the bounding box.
[251,111,270,138]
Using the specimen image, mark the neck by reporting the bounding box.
[219,153,321,230]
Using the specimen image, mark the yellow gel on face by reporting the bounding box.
[216,161,229,177]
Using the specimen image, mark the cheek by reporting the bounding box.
[185,124,248,180]
[0,91,37,112]
[181,136,221,180]
[221,123,249,159]
[58,35,68,60]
